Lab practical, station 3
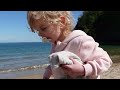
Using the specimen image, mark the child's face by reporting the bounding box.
[34,18,63,43]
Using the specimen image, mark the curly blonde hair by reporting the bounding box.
[27,11,74,36]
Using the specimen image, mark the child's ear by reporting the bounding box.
[59,16,66,24]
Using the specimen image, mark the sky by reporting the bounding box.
[0,11,83,43]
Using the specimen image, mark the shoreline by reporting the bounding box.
[1,55,120,79]
[0,68,46,79]
[14,62,120,79]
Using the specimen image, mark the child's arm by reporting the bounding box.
[61,35,112,78]
[79,35,113,77]
[43,65,52,79]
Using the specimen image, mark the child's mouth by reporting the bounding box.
[42,37,52,42]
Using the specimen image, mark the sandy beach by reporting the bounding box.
[101,63,120,79]
[14,63,120,79]
[13,56,120,79]
[15,74,44,79]
[15,74,54,79]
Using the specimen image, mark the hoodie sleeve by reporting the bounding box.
[79,35,113,77]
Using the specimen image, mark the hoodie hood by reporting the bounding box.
[63,30,87,44]
[52,30,87,52]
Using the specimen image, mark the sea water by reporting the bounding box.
[0,42,51,78]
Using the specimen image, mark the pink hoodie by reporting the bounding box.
[50,30,113,79]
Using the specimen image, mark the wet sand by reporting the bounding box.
[15,74,54,79]
[15,74,44,79]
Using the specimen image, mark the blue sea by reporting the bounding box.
[0,42,51,79]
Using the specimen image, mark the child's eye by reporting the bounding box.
[41,27,47,31]
[41,26,49,32]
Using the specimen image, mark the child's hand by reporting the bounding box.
[60,58,85,78]
[43,65,52,79]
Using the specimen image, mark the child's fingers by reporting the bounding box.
[69,57,79,64]
[60,64,72,70]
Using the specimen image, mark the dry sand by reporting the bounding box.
[101,63,120,79]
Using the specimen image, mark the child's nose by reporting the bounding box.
[39,32,47,37]
[38,32,44,36]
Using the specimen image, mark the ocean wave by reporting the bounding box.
[0,64,50,74]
